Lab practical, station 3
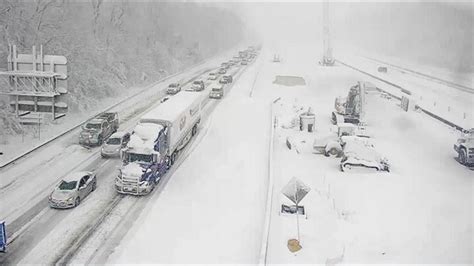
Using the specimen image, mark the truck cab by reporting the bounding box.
[454,129,474,166]
[116,123,168,195]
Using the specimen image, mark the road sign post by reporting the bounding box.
[0,221,6,252]
[282,177,310,247]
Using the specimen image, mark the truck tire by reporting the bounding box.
[459,148,467,165]
[192,125,197,136]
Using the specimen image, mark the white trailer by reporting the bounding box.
[139,91,203,163]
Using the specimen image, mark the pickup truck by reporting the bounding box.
[79,112,119,146]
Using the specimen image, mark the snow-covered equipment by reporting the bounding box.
[454,128,474,166]
[331,82,366,125]
[116,91,204,195]
[299,108,315,132]
[340,136,390,172]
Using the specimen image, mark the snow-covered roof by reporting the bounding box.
[63,171,90,182]
[128,123,163,154]
[140,91,202,124]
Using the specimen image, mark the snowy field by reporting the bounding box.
[257,46,472,264]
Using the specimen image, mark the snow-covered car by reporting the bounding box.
[218,68,227,74]
[188,80,205,91]
[167,83,181,94]
[219,75,233,84]
[101,131,130,158]
[241,60,248,65]
[209,85,224,99]
[49,171,97,209]
[208,72,218,80]
[340,136,390,172]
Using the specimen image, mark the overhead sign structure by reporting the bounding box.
[0,221,6,252]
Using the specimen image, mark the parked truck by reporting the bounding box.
[454,128,474,166]
[116,91,204,195]
[79,112,119,146]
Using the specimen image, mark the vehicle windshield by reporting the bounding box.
[169,83,178,88]
[106,138,121,145]
[58,180,77,190]
[85,123,101,129]
[193,81,201,85]
[212,88,221,91]
[128,153,153,163]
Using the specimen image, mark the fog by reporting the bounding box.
[238,1,473,73]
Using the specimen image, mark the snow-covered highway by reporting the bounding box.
[0,51,251,264]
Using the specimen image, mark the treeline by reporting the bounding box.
[0,0,243,115]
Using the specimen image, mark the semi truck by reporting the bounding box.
[116,91,204,195]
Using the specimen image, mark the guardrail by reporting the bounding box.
[336,59,469,132]
[258,97,280,266]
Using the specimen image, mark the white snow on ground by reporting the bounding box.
[258,45,472,264]
[338,52,474,130]
[108,57,270,264]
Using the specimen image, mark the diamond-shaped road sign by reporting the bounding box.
[281,177,310,205]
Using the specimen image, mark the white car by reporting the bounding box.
[340,136,390,172]
[208,72,218,80]
[167,83,181,94]
[49,171,97,209]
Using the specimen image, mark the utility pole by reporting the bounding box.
[321,0,335,66]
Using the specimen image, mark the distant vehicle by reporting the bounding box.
[219,75,233,84]
[49,171,97,208]
[208,72,218,80]
[167,83,181,94]
[340,136,390,172]
[273,54,280,63]
[209,85,224,99]
[101,131,131,158]
[218,68,227,74]
[221,62,228,68]
[454,129,474,166]
[160,96,170,103]
[241,60,248,65]
[116,91,204,195]
[79,112,119,146]
[378,66,388,73]
[191,80,205,91]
